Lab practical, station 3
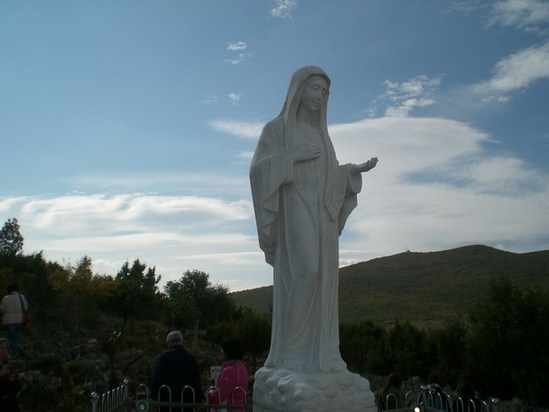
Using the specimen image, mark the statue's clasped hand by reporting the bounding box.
[293,143,322,163]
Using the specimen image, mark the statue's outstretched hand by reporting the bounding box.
[350,157,378,175]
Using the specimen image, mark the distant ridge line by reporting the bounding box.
[230,244,549,326]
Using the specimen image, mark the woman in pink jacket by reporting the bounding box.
[208,337,249,412]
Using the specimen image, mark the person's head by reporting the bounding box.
[166,330,183,347]
[7,283,19,294]
[220,337,244,361]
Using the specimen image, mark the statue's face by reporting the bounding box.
[299,76,328,113]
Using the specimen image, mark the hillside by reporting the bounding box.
[230,245,549,326]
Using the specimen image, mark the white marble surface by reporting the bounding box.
[253,366,376,412]
[250,66,378,412]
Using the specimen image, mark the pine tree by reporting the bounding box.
[0,217,24,256]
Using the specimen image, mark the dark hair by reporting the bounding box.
[221,337,244,360]
[7,283,19,294]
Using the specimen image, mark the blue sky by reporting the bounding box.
[1,0,548,291]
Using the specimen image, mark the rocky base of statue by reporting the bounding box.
[253,366,377,412]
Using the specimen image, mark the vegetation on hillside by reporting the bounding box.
[340,276,549,406]
[232,245,549,325]
[1,218,548,408]
[0,218,271,410]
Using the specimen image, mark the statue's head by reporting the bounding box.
[281,66,331,130]
[299,75,329,114]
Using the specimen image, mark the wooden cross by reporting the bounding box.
[185,320,206,351]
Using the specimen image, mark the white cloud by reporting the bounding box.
[223,42,253,65]
[227,92,242,105]
[175,251,261,267]
[202,95,219,105]
[209,120,263,138]
[46,232,253,253]
[223,53,254,65]
[3,117,548,291]
[330,117,549,263]
[18,194,251,235]
[57,172,250,197]
[473,42,549,101]
[370,75,443,117]
[223,41,254,65]
[227,42,248,51]
[331,117,487,173]
[0,196,28,214]
[0,192,261,288]
[235,151,255,160]
[440,156,545,194]
[270,0,296,19]
[488,0,549,33]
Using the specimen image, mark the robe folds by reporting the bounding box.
[250,66,363,372]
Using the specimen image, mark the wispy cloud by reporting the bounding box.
[227,42,248,51]
[331,117,488,177]
[202,95,219,105]
[51,173,251,203]
[0,192,259,287]
[369,75,443,117]
[209,120,263,138]
[223,41,253,65]
[223,53,254,65]
[472,42,549,101]
[235,151,255,160]
[270,0,296,19]
[203,91,244,106]
[487,0,549,33]
[227,92,242,106]
[18,194,251,234]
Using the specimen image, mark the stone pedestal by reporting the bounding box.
[253,366,377,412]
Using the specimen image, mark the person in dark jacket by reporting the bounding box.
[150,330,204,412]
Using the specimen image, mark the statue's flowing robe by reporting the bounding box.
[250,66,363,372]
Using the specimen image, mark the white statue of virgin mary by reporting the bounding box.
[250,66,377,412]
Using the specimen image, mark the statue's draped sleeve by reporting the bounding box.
[250,119,290,265]
[337,163,363,234]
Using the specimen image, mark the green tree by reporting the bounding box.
[0,218,24,256]
[468,277,549,406]
[340,320,387,375]
[164,269,235,329]
[0,251,55,319]
[110,259,163,328]
[210,306,271,372]
[49,256,116,330]
[235,307,271,370]
[425,316,468,385]
[383,321,431,379]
